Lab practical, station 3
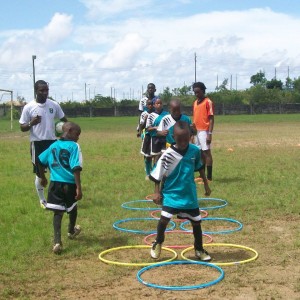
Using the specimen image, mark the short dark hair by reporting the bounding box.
[147,83,156,88]
[192,82,206,92]
[34,80,48,91]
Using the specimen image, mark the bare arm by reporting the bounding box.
[74,170,82,200]
[37,163,48,187]
[153,181,162,205]
[20,115,41,132]
[206,115,214,145]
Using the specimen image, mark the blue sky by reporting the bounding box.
[1,0,300,102]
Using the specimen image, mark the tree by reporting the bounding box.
[285,77,293,90]
[250,71,267,86]
[159,87,172,104]
[216,78,229,91]
[293,77,300,92]
[266,79,283,90]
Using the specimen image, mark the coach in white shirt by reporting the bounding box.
[19,80,68,208]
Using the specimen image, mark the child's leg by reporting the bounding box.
[155,215,170,244]
[144,156,152,176]
[191,220,203,250]
[35,175,47,206]
[53,211,64,245]
[68,206,77,234]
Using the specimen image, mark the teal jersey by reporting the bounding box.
[150,144,202,209]
[157,114,191,144]
[146,110,169,137]
[38,139,83,184]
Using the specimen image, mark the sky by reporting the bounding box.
[1,0,300,102]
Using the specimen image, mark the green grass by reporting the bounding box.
[0,114,299,299]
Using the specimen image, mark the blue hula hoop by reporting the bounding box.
[136,260,224,290]
[180,217,243,234]
[113,218,176,235]
[121,200,162,211]
[198,198,228,210]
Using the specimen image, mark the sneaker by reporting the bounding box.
[150,241,161,259]
[145,175,150,181]
[68,225,81,239]
[53,243,62,254]
[40,200,47,209]
[195,249,211,261]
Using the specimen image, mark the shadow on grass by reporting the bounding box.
[214,176,246,184]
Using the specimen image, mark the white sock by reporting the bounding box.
[35,176,46,203]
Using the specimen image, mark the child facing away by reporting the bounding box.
[149,120,212,261]
[38,122,83,254]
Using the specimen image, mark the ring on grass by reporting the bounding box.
[198,198,228,210]
[181,243,258,266]
[150,209,208,220]
[113,218,176,235]
[136,260,224,290]
[180,217,243,234]
[122,200,161,211]
[99,245,177,267]
[143,230,213,249]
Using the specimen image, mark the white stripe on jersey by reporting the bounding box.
[157,115,176,131]
[146,112,159,128]
[139,111,149,125]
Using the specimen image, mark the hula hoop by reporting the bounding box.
[181,243,258,266]
[180,217,243,234]
[150,209,208,220]
[121,200,161,211]
[143,230,213,249]
[194,177,203,182]
[113,218,176,235]
[198,198,228,210]
[136,260,224,290]
[99,245,177,267]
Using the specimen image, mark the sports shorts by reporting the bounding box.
[194,130,211,151]
[30,140,56,176]
[151,136,166,155]
[46,181,77,213]
[161,206,201,222]
[141,134,151,157]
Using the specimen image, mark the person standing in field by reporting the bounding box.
[19,80,67,208]
[192,82,214,181]
[149,121,211,261]
[138,99,154,179]
[138,83,159,112]
[146,98,169,165]
[157,99,192,146]
[38,122,83,254]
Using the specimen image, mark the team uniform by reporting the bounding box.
[150,143,203,221]
[138,96,160,112]
[38,139,83,213]
[193,97,214,150]
[157,114,192,145]
[146,110,169,155]
[140,111,152,157]
[19,99,65,175]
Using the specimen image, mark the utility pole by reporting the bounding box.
[230,74,232,90]
[32,55,36,99]
[236,74,238,90]
[275,67,277,79]
[194,52,197,82]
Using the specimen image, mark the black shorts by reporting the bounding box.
[140,134,151,157]
[161,206,201,222]
[151,136,166,155]
[46,181,77,213]
[30,140,56,176]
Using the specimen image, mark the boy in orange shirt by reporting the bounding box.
[192,82,214,181]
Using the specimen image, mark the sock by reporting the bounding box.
[155,217,170,244]
[207,166,213,181]
[68,207,78,234]
[53,212,63,244]
[35,176,46,203]
[192,222,203,251]
[145,159,152,176]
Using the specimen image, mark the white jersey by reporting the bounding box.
[138,96,148,112]
[19,99,65,142]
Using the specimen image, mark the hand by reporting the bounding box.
[206,134,212,145]
[161,130,169,136]
[40,177,48,187]
[137,132,141,138]
[75,188,82,200]
[152,193,162,205]
[30,115,42,126]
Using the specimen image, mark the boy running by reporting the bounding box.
[149,121,211,261]
[38,122,83,254]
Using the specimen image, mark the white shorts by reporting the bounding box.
[194,130,211,151]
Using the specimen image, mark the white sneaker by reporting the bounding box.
[145,175,150,181]
[68,225,81,239]
[195,249,211,261]
[150,242,162,259]
[53,243,62,254]
[40,200,47,209]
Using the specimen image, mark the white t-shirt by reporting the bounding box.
[19,99,65,142]
[138,96,148,112]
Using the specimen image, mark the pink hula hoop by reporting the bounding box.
[143,230,213,249]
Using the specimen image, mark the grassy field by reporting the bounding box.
[0,114,299,299]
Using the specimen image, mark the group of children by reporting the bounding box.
[138,82,214,261]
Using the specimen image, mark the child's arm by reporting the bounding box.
[153,182,162,205]
[37,161,48,187]
[199,168,211,196]
[74,170,82,200]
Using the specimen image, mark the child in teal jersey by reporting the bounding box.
[149,121,211,261]
[38,122,83,254]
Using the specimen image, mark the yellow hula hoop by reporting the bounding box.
[181,243,258,266]
[99,245,178,267]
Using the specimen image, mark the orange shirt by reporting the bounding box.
[193,97,214,130]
